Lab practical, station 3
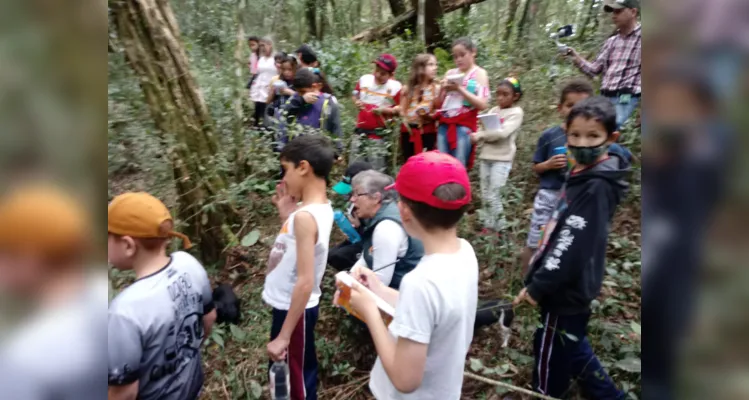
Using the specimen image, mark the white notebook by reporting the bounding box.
[478,113,502,131]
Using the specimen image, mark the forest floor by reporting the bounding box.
[109,100,642,399]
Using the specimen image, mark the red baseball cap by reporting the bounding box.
[387,151,471,210]
[374,54,398,73]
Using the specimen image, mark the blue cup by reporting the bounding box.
[552,146,567,156]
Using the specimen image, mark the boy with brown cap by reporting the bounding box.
[347,151,479,399]
[107,192,216,400]
[0,182,106,400]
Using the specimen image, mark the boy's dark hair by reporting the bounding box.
[280,135,335,180]
[296,44,318,65]
[559,78,594,104]
[247,36,260,43]
[281,55,298,67]
[566,96,617,136]
[452,37,476,52]
[274,52,287,62]
[399,183,468,231]
[293,68,320,90]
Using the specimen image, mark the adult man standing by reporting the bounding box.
[568,0,641,129]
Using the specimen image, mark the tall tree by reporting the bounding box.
[110,0,239,263]
[305,0,318,39]
[516,0,533,43]
[578,0,597,42]
[503,0,520,42]
[387,0,407,16]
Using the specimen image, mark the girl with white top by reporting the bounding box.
[471,77,525,234]
[249,37,278,127]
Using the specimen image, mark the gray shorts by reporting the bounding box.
[526,188,562,248]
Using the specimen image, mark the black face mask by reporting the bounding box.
[568,141,610,166]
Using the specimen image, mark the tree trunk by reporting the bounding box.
[417,0,426,44]
[305,0,318,39]
[515,0,532,43]
[387,0,407,16]
[578,0,595,42]
[110,0,239,264]
[411,0,443,50]
[371,0,382,24]
[353,0,484,43]
[503,0,520,42]
[319,0,327,39]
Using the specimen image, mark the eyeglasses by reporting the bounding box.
[350,191,372,199]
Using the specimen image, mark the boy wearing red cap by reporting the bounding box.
[107,192,216,400]
[348,151,479,399]
[351,54,403,171]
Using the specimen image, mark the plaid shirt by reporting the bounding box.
[577,24,641,95]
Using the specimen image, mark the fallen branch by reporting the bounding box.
[464,371,561,400]
[351,0,488,43]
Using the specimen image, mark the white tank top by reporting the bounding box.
[262,203,334,310]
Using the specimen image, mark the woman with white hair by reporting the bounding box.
[348,170,423,289]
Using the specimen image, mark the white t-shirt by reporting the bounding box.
[369,239,479,400]
[250,55,277,103]
[262,203,334,310]
[350,220,408,287]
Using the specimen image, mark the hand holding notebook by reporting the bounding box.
[478,113,502,131]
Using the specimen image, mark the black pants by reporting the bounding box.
[327,241,362,272]
[400,131,437,162]
[533,310,625,399]
[253,102,267,127]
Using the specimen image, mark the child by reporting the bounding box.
[108,192,216,400]
[347,151,479,399]
[295,44,335,95]
[0,182,106,400]
[400,53,440,161]
[266,55,298,128]
[471,77,525,234]
[436,37,490,168]
[247,35,260,82]
[279,68,342,155]
[249,37,278,127]
[521,79,631,272]
[263,135,336,400]
[351,54,402,171]
[514,97,630,399]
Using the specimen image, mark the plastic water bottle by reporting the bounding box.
[269,361,290,400]
[334,210,361,244]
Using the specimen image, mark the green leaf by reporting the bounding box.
[469,357,484,372]
[230,325,246,341]
[615,357,641,373]
[241,230,261,247]
[630,321,641,335]
[212,332,225,348]
[249,380,263,399]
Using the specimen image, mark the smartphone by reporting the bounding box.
[346,202,356,219]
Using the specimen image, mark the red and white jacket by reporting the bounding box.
[354,74,402,131]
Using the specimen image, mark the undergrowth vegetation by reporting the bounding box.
[108,6,641,399]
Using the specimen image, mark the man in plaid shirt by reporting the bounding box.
[568,0,641,129]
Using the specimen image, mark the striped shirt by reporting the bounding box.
[577,24,641,95]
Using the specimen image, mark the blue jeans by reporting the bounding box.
[437,124,473,166]
[534,311,625,399]
[607,96,640,131]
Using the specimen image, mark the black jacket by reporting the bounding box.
[524,153,631,315]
